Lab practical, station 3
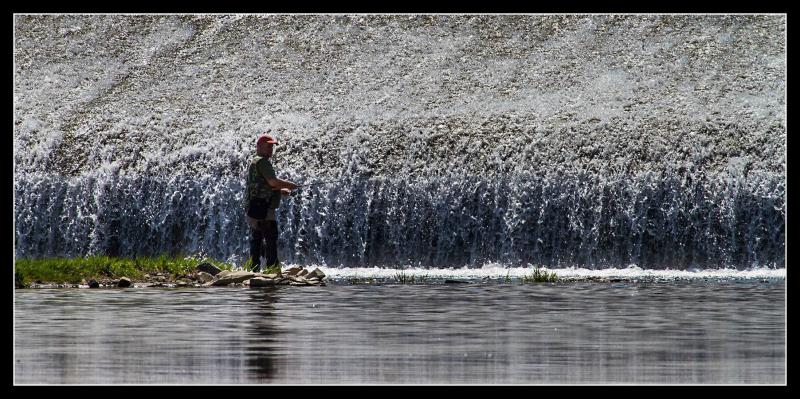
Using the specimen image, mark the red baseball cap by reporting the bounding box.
[257,134,278,146]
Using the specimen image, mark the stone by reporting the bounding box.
[264,273,279,279]
[117,277,132,288]
[211,271,256,286]
[215,270,233,278]
[297,269,309,277]
[285,267,302,276]
[88,279,100,288]
[196,262,222,276]
[307,268,326,280]
[196,271,215,283]
[249,277,275,287]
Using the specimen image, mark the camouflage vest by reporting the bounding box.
[245,155,280,209]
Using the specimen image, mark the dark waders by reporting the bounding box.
[250,219,278,272]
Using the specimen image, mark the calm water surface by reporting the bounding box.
[14,280,785,384]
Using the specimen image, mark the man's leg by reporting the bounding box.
[249,224,265,272]
[263,220,279,269]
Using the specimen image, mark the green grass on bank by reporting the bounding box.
[522,266,558,283]
[394,271,430,284]
[14,255,236,286]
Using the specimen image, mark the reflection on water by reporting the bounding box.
[14,280,785,384]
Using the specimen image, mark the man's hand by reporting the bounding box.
[280,188,292,197]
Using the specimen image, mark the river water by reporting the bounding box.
[14,279,785,384]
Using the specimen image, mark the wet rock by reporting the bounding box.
[176,280,190,287]
[88,279,100,288]
[196,262,222,276]
[196,271,215,283]
[250,277,275,287]
[285,267,302,276]
[297,269,309,277]
[215,270,233,278]
[211,271,256,286]
[445,279,469,284]
[117,277,132,288]
[307,268,326,280]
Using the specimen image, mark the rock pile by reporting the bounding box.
[201,266,327,287]
[25,264,328,289]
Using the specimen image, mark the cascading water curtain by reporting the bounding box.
[15,168,784,270]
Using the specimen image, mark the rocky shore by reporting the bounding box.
[20,263,326,289]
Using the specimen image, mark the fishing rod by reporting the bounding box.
[276,178,351,196]
[298,178,350,188]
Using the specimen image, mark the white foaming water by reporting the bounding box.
[284,263,786,281]
[14,15,785,271]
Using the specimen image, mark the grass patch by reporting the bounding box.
[521,266,558,283]
[242,258,282,275]
[394,271,429,284]
[14,255,235,285]
[263,263,282,275]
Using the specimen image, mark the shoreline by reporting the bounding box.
[14,256,784,289]
[16,275,782,290]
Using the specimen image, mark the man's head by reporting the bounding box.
[256,134,278,158]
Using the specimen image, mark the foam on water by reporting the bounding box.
[290,263,786,281]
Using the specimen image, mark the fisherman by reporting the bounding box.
[244,133,300,272]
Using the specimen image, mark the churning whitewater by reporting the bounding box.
[14,15,785,272]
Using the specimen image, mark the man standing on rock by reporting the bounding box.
[244,134,300,272]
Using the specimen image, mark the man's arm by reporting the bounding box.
[257,158,299,191]
[265,176,300,190]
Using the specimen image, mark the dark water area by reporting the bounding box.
[14,280,785,384]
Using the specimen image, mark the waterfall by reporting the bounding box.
[14,14,785,269]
